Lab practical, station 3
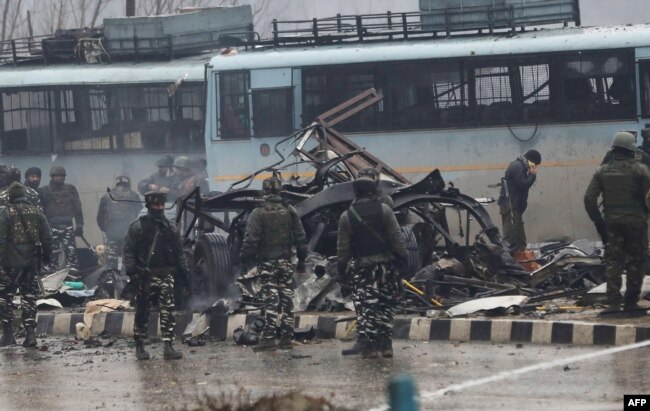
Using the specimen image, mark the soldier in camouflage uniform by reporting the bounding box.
[0,183,52,348]
[0,167,41,209]
[96,176,142,270]
[337,177,407,358]
[123,191,189,360]
[137,155,174,196]
[239,176,308,352]
[584,132,650,310]
[40,165,83,273]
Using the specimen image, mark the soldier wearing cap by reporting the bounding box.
[357,167,393,207]
[0,166,42,209]
[239,176,308,352]
[97,176,142,270]
[40,165,83,273]
[337,177,407,358]
[0,182,52,348]
[137,155,174,196]
[24,167,42,191]
[498,149,542,255]
[585,132,650,311]
[123,191,190,360]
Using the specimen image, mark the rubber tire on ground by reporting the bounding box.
[191,233,233,298]
[400,225,420,279]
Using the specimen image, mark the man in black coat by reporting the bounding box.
[498,150,541,254]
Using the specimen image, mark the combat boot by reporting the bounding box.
[163,341,183,360]
[278,334,293,350]
[381,337,393,358]
[135,341,150,360]
[253,338,276,352]
[341,335,368,356]
[0,322,16,347]
[22,326,37,348]
[361,340,380,359]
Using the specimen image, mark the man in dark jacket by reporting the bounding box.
[137,155,174,196]
[0,182,52,348]
[24,167,42,191]
[123,191,189,360]
[337,177,407,358]
[239,176,308,352]
[40,165,83,273]
[584,132,650,310]
[97,176,142,270]
[498,150,542,254]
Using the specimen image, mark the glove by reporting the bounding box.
[296,259,306,274]
[74,225,84,237]
[594,219,608,245]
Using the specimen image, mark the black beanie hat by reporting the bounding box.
[524,149,542,165]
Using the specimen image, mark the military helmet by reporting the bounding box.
[173,156,192,170]
[50,164,66,176]
[6,166,20,184]
[115,175,131,187]
[7,181,26,200]
[352,177,376,198]
[144,191,167,207]
[358,167,380,182]
[262,176,282,194]
[156,155,174,167]
[612,131,637,151]
[524,149,542,165]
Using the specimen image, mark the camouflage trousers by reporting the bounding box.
[257,259,294,341]
[351,262,400,344]
[604,222,648,305]
[501,209,527,254]
[0,266,40,327]
[104,237,124,271]
[134,270,176,342]
[51,225,78,271]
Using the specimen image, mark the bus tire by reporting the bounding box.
[191,233,233,299]
[401,225,420,279]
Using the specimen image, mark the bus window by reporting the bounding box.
[1,90,53,153]
[474,65,515,125]
[252,88,293,137]
[173,83,204,151]
[303,67,377,132]
[61,88,111,151]
[640,61,650,118]
[559,51,634,121]
[219,71,250,139]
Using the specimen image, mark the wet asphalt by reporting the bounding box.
[0,337,648,411]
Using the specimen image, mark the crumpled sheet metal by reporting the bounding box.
[40,269,69,296]
[446,295,529,317]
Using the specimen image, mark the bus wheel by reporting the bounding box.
[191,233,232,302]
[401,225,421,279]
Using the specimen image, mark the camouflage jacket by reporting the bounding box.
[0,198,52,268]
[0,186,41,210]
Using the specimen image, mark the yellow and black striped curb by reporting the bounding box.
[35,312,650,346]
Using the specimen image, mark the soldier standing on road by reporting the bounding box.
[0,167,41,209]
[0,182,52,348]
[123,191,189,360]
[137,155,174,196]
[97,176,142,270]
[40,165,83,274]
[337,177,407,358]
[498,150,542,255]
[584,132,650,311]
[239,176,308,352]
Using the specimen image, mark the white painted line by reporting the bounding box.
[368,339,650,411]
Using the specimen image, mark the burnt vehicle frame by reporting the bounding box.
[175,89,516,306]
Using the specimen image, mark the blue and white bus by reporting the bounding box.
[203,22,650,243]
[0,54,209,244]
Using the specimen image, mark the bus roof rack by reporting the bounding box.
[268,0,580,47]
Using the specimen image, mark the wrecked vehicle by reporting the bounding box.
[175,89,527,311]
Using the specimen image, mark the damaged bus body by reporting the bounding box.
[203,15,650,244]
